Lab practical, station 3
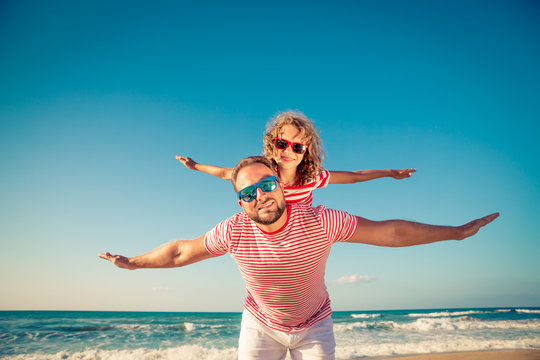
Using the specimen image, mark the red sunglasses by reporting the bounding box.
[273,138,308,154]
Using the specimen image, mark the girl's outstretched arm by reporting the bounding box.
[176,156,233,180]
[328,169,416,184]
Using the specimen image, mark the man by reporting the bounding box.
[99,156,498,360]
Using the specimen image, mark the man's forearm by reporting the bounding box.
[352,213,498,247]
[392,220,461,247]
[99,235,213,270]
[129,241,183,269]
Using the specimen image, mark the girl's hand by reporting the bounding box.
[390,168,416,179]
[176,156,198,170]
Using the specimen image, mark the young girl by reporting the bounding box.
[176,111,415,206]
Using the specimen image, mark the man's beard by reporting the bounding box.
[250,199,286,225]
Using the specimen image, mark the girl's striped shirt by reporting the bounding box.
[282,169,330,206]
[204,203,357,333]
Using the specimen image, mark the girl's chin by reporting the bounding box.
[277,162,299,169]
[278,157,299,165]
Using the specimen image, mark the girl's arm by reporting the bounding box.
[176,156,233,181]
[328,169,416,184]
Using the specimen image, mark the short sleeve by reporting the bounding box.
[315,205,358,244]
[204,218,232,256]
[315,169,330,189]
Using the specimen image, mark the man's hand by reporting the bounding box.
[390,168,416,179]
[456,213,500,240]
[176,156,198,170]
[98,252,136,270]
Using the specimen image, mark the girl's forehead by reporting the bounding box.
[279,124,306,140]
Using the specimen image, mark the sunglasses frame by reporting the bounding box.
[238,176,280,202]
[273,138,308,154]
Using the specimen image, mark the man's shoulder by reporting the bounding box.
[223,211,253,226]
[291,203,353,219]
[290,203,327,217]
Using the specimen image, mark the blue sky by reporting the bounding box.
[1,0,539,311]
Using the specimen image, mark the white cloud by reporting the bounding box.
[333,274,376,286]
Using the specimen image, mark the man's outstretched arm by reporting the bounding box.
[98,235,214,270]
[349,213,499,247]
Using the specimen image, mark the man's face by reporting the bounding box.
[236,163,287,225]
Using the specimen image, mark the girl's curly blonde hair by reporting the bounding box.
[262,111,324,184]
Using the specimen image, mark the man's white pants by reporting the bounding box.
[238,310,336,360]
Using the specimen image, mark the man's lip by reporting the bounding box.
[258,200,274,211]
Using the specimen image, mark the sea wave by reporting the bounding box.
[335,337,540,358]
[350,313,381,319]
[183,322,225,331]
[400,317,540,331]
[335,317,540,333]
[115,324,153,331]
[112,322,226,332]
[2,338,539,360]
[0,344,238,360]
[408,310,490,317]
[517,309,540,314]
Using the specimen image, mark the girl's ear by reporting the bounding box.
[238,200,243,207]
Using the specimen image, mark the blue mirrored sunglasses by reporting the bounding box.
[238,176,280,202]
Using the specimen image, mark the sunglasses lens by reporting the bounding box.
[292,143,307,154]
[259,178,277,193]
[274,139,288,149]
[239,186,257,202]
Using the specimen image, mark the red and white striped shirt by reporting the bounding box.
[282,169,330,206]
[204,203,358,333]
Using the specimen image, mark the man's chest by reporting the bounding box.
[230,228,331,282]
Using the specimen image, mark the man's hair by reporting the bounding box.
[231,156,278,192]
[262,111,324,184]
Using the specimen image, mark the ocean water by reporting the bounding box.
[1,308,539,359]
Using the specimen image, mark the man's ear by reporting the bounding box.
[238,200,243,208]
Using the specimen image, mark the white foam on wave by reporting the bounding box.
[334,317,540,333]
[1,344,238,360]
[0,333,18,342]
[399,317,540,332]
[113,322,225,332]
[335,336,540,359]
[517,309,540,314]
[408,310,489,317]
[9,339,538,360]
[334,322,370,332]
[115,324,153,331]
[351,313,381,319]
[183,322,224,331]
